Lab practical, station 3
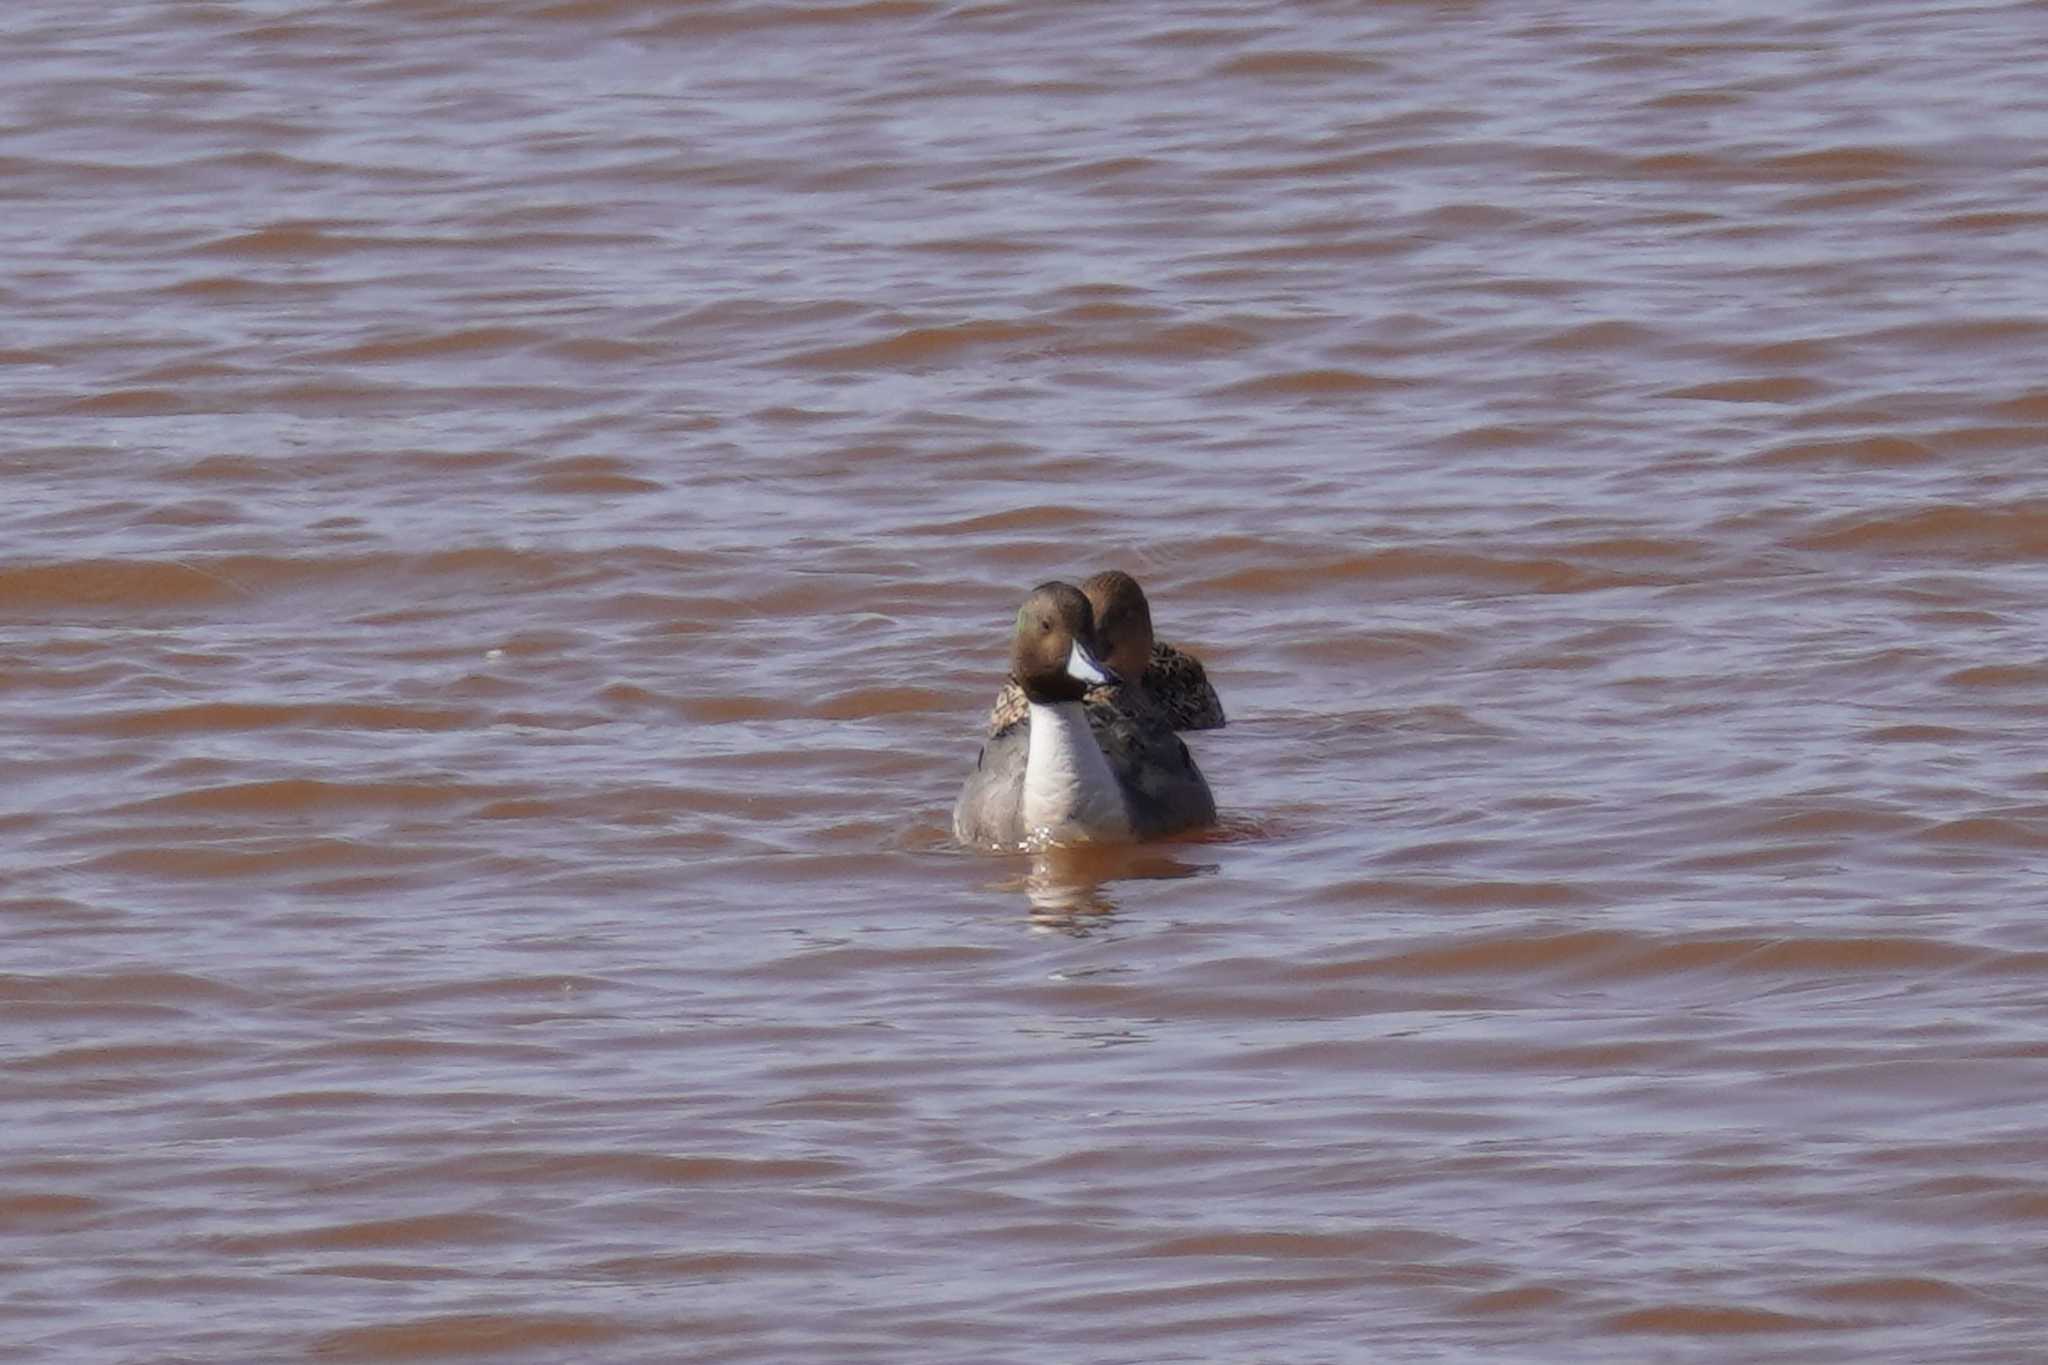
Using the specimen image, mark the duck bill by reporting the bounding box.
[1066,640,1118,687]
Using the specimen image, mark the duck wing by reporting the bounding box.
[952,719,1029,847]
[1144,642,1226,731]
[1086,699,1216,839]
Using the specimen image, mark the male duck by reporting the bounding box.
[954,581,1216,850]
[985,570,1224,735]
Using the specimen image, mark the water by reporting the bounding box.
[5,1,2048,1360]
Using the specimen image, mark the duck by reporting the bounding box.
[954,581,1216,850]
[984,570,1225,735]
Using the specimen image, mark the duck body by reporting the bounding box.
[1139,641,1227,731]
[954,582,1216,851]
[955,698,1131,848]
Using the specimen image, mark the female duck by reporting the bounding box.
[984,570,1224,735]
[954,582,1216,850]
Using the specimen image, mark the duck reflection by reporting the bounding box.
[1005,842,1215,931]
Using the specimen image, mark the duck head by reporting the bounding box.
[1010,581,1120,704]
[1080,569,1156,683]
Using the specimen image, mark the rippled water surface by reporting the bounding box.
[7,1,2048,1360]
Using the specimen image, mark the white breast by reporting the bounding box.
[1020,700,1133,845]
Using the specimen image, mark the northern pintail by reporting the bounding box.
[954,581,1216,850]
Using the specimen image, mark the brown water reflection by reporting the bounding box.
[1002,844,1220,928]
